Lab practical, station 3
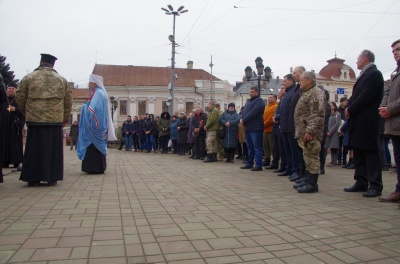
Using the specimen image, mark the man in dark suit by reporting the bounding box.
[344,50,384,198]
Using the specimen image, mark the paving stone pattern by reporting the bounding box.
[0,147,399,263]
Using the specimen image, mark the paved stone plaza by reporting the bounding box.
[0,147,399,264]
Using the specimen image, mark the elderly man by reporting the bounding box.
[240,86,265,171]
[379,39,400,204]
[294,71,326,193]
[16,54,72,186]
[344,50,384,198]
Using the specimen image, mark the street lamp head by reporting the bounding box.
[161,7,170,13]
[113,100,118,109]
[168,35,175,42]
[180,9,188,14]
[110,96,115,103]
[264,66,272,81]
[167,5,173,11]
[245,66,253,81]
[255,57,264,76]
[177,6,185,11]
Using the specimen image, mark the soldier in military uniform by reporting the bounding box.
[294,71,326,193]
[16,54,72,186]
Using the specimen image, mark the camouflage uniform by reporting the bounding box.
[205,106,220,154]
[16,67,72,123]
[216,109,224,159]
[294,86,325,174]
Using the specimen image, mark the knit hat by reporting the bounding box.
[228,103,235,108]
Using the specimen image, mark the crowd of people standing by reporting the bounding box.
[1,40,400,210]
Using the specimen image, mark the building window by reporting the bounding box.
[138,100,146,115]
[162,101,168,113]
[119,100,127,115]
[77,114,81,124]
[69,114,73,125]
[186,102,194,114]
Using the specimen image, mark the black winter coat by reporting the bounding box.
[347,64,384,151]
[177,117,188,144]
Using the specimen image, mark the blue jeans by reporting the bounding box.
[125,134,132,150]
[245,131,263,168]
[282,133,300,174]
[145,134,156,151]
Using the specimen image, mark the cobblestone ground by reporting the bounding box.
[0,147,399,264]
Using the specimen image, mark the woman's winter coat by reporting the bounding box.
[219,109,240,149]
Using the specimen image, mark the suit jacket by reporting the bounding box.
[347,64,383,151]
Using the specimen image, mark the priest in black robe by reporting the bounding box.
[0,84,25,168]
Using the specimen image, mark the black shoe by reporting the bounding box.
[289,173,301,181]
[277,171,291,176]
[251,167,263,171]
[262,161,270,166]
[48,181,57,186]
[295,177,305,184]
[265,165,278,170]
[362,189,382,197]
[273,167,285,173]
[235,155,242,159]
[293,181,307,189]
[346,163,355,169]
[240,165,253,169]
[193,156,200,160]
[320,170,325,175]
[28,181,40,187]
[344,185,369,192]
[297,184,319,193]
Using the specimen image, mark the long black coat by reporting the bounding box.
[219,110,239,149]
[347,64,384,151]
[177,116,188,144]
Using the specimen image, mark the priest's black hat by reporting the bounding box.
[40,53,58,65]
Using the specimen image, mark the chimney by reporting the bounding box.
[187,60,193,69]
[276,76,279,81]
[290,67,293,73]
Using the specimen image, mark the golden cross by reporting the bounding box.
[7,105,11,112]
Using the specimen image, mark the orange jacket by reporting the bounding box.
[263,101,278,133]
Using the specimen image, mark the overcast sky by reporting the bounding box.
[1,0,399,88]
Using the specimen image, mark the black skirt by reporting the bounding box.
[82,144,106,174]
[20,125,63,183]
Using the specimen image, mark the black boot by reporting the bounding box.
[297,173,319,193]
[203,154,213,163]
[211,153,218,162]
[225,149,231,163]
[346,159,355,169]
[230,150,235,163]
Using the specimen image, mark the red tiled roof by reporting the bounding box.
[72,88,89,100]
[92,64,221,87]
[319,57,356,80]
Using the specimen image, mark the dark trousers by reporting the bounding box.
[390,136,400,192]
[338,135,348,163]
[278,132,286,169]
[132,135,139,151]
[194,134,206,158]
[384,137,392,165]
[271,135,280,167]
[282,133,300,174]
[352,148,383,191]
[160,135,170,152]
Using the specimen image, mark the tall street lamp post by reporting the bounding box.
[110,96,118,122]
[161,5,188,116]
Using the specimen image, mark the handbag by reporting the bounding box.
[217,128,225,139]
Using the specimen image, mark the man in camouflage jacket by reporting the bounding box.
[294,71,326,193]
[16,54,72,187]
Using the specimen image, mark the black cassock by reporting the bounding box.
[0,96,25,168]
[0,78,6,182]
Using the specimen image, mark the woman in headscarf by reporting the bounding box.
[77,74,116,174]
[220,103,240,163]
